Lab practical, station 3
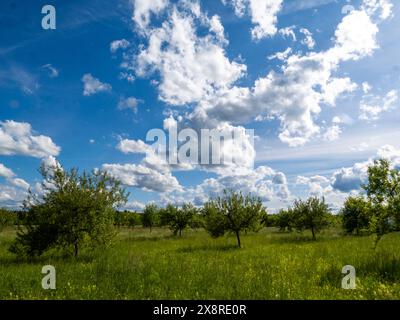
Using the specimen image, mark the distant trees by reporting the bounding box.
[340,196,371,235]
[10,164,128,257]
[202,190,266,248]
[114,211,141,228]
[0,208,16,233]
[290,197,331,240]
[142,204,161,233]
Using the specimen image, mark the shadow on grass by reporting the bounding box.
[177,244,239,253]
[0,249,99,266]
[319,253,400,286]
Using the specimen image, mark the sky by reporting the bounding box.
[1,0,400,212]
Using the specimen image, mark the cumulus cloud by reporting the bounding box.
[223,0,283,40]
[82,73,112,96]
[189,1,390,146]
[130,1,246,105]
[131,0,169,32]
[160,165,291,206]
[0,120,60,158]
[102,162,182,193]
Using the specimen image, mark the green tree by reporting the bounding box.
[142,204,160,233]
[10,164,128,257]
[340,196,371,235]
[362,159,400,247]
[161,203,195,236]
[202,190,266,248]
[291,197,331,240]
[276,209,295,232]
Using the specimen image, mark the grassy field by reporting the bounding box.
[0,227,399,300]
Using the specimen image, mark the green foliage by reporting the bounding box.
[10,164,128,257]
[362,159,400,247]
[202,190,266,248]
[161,203,196,236]
[276,209,295,232]
[114,211,140,228]
[340,196,371,235]
[291,197,332,240]
[0,209,17,233]
[142,204,161,232]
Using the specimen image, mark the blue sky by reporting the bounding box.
[1,0,400,212]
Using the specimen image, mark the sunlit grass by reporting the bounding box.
[0,227,399,300]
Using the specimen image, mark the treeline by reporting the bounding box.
[1,158,399,257]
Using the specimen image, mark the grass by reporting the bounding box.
[0,227,399,300]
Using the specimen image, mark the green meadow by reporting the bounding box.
[0,227,399,300]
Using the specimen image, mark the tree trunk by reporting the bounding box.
[74,242,79,257]
[235,231,241,248]
[311,227,316,240]
[150,225,152,233]
[179,229,182,237]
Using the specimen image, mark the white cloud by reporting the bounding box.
[278,26,297,41]
[110,39,130,53]
[0,120,60,158]
[359,89,398,121]
[223,0,283,40]
[268,47,292,61]
[41,64,59,78]
[118,96,141,113]
[117,139,152,154]
[323,124,342,142]
[189,1,390,146]
[102,162,182,193]
[81,73,112,96]
[132,4,246,105]
[132,0,169,32]
[300,28,315,49]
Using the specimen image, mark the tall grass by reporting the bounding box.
[0,227,399,300]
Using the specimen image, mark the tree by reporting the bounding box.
[142,204,160,233]
[362,159,400,247]
[202,190,266,248]
[10,164,128,257]
[340,196,371,235]
[276,209,295,232]
[291,197,331,240]
[161,203,195,236]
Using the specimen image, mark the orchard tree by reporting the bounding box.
[202,190,266,248]
[292,197,331,240]
[10,164,128,257]
[362,159,400,247]
[161,203,195,236]
[276,209,295,232]
[142,204,160,233]
[340,196,371,235]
